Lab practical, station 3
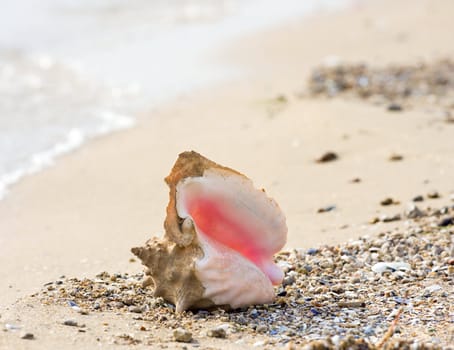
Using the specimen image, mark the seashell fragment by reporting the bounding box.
[131,151,287,312]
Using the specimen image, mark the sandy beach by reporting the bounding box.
[1,0,453,348]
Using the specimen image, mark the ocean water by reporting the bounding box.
[0,0,347,199]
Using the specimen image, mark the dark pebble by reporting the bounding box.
[307,248,318,255]
[316,152,338,163]
[269,329,279,336]
[249,309,259,319]
[380,197,397,206]
[317,205,336,213]
[427,191,441,199]
[21,333,34,340]
[389,154,404,161]
[387,103,403,111]
[310,308,321,316]
[438,217,453,227]
[412,195,424,202]
[277,289,287,297]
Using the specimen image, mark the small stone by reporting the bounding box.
[63,320,78,327]
[389,153,403,161]
[406,205,425,219]
[317,205,336,213]
[412,195,424,202]
[129,306,143,314]
[274,94,288,103]
[363,326,375,336]
[256,324,268,333]
[380,197,399,206]
[424,284,442,295]
[236,315,247,325]
[427,191,440,199]
[381,214,401,222]
[306,248,318,255]
[173,328,192,343]
[207,325,227,338]
[316,151,338,163]
[20,332,34,340]
[438,216,453,227]
[350,177,361,183]
[371,262,411,273]
[337,301,366,308]
[283,275,296,287]
[387,103,403,111]
[369,217,380,224]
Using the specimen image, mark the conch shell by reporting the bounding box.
[131,151,287,312]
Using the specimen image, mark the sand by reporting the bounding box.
[1,0,454,348]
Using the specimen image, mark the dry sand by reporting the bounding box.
[1,0,454,348]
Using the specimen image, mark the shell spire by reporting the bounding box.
[132,151,287,312]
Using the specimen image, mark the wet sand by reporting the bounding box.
[1,0,454,348]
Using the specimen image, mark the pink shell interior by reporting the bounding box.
[176,169,287,285]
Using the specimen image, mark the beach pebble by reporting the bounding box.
[283,274,296,287]
[256,324,268,333]
[427,191,440,199]
[412,195,424,202]
[63,320,79,327]
[387,103,403,111]
[207,325,228,338]
[307,248,318,255]
[316,151,338,163]
[380,197,399,206]
[369,217,380,224]
[406,204,425,219]
[371,262,410,274]
[173,328,192,343]
[424,284,442,296]
[128,306,143,313]
[363,326,375,336]
[20,332,34,340]
[381,214,401,222]
[389,153,404,161]
[317,205,336,213]
[437,216,453,227]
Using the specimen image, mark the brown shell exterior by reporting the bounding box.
[131,151,242,312]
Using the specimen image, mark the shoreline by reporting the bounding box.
[1,0,454,348]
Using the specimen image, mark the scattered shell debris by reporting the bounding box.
[307,59,454,113]
[33,203,454,349]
